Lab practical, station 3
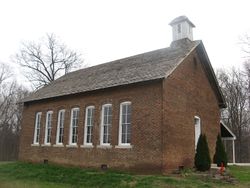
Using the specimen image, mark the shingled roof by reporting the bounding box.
[23,38,225,107]
[169,15,195,27]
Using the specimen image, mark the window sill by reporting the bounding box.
[80,145,94,148]
[97,145,112,149]
[115,145,133,149]
[31,143,40,147]
[66,144,78,148]
[41,144,51,147]
[53,144,64,147]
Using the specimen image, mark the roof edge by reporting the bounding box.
[165,40,200,78]
[169,15,195,27]
[220,121,236,140]
[22,78,164,104]
[196,41,227,108]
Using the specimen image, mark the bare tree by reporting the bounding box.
[14,33,83,89]
[239,34,250,76]
[0,63,29,160]
[217,68,250,162]
[239,34,250,58]
[0,63,12,86]
[240,34,250,124]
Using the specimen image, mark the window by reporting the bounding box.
[84,106,95,145]
[56,109,65,145]
[69,108,79,145]
[100,104,112,145]
[44,111,53,144]
[119,102,131,145]
[33,112,42,144]
[194,116,201,149]
[178,24,181,33]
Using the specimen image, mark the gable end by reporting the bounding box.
[195,42,226,108]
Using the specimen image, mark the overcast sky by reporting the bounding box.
[0,0,249,85]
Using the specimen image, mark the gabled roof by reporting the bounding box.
[220,121,236,140]
[22,38,226,108]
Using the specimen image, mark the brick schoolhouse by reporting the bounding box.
[19,16,227,173]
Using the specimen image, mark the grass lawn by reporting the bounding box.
[0,162,250,188]
[228,165,250,184]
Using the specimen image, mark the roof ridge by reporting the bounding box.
[61,46,172,77]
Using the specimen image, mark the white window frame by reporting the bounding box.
[44,111,53,145]
[100,104,112,146]
[118,101,132,146]
[56,109,65,145]
[33,112,42,145]
[194,116,201,150]
[83,106,95,146]
[69,107,79,146]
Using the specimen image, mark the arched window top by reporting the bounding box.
[86,105,95,109]
[120,101,131,105]
[194,116,200,124]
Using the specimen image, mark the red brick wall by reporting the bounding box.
[19,49,221,174]
[162,50,220,172]
[19,81,164,173]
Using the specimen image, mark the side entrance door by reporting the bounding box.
[194,116,201,150]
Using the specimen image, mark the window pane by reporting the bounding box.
[75,127,78,135]
[89,116,93,125]
[59,132,63,143]
[34,113,42,144]
[104,115,107,124]
[87,117,90,125]
[57,110,65,144]
[91,108,94,116]
[36,129,40,143]
[122,105,126,114]
[60,111,65,128]
[107,115,111,124]
[103,134,107,143]
[104,107,108,116]
[127,123,131,133]
[76,118,79,126]
[108,106,112,116]
[127,114,131,124]
[120,103,131,144]
[71,109,79,144]
[104,125,107,134]
[47,129,51,143]
[127,133,131,143]
[101,105,112,144]
[85,107,94,144]
[87,109,90,116]
[45,112,52,144]
[122,124,126,134]
[122,114,126,124]
[127,105,131,114]
[87,134,90,143]
[122,133,125,143]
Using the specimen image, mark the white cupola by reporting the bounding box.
[169,16,195,41]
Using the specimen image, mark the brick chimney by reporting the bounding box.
[169,16,195,41]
